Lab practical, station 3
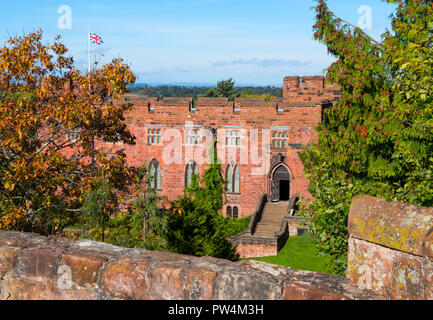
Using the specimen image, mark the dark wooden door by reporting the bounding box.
[270,165,290,202]
[270,180,279,202]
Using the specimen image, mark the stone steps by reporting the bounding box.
[253,201,290,238]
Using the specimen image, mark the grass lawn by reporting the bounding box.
[244,233,334,274]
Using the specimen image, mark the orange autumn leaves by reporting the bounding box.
[0,30,138,230]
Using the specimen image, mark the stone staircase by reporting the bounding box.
[253,201,290,238]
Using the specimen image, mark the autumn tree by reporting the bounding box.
[0,30,138,233]
[299,0,433,274]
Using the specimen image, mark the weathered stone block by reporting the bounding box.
[348,195,433,257]
[61,251,104,286]
[0,246,19,276]
[100,259,150,300]
[147,266,185,299]
[4,278,93,300]
[391,259,423,300]
[184,268,217,300]
[14,247,65,282]
[347,236,429,300]
[283,281,349,300]
[347,237,392,297]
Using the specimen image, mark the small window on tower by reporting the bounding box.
[147,128,162,145]
[271,131,288,150]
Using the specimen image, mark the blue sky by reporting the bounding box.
[0,0,397,85]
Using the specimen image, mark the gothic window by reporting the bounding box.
[233,206,239,219]
[147,128,162,145]
[226,206,232,219]
[226,164,240,194]
[271,131,288,149]
[226,165,233,193]
[233,165,240,193]
[225,130,241,147]
[149,159,162,190]
[185,160,199,187]
[186,128,201,145]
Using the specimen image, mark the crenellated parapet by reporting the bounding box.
[283,75,340,103]
[120,75,340,114]
[122,96,324,117]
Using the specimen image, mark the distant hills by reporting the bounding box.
[130,82,282,88]
[128,83,283,99]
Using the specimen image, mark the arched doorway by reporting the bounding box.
[270,165,291,202]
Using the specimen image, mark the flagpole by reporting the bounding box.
[88,29,91,90]
[88,29,95,171]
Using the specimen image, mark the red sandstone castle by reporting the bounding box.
[101,76,340,218]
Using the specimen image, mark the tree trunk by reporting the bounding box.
[25,200,35,233]
[143,214,147,246]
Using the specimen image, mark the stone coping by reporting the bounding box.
[0,231,380,300]
[348,195,433,258]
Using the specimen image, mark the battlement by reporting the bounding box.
[156,97,194,106]
[121,76,340,110]
[123,97,322,119]
[196,97,230,106]
[283,75,340,103]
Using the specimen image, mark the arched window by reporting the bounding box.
[226,206,232,219]
[149,159,162,190]
[233,165,240,193]
[226,164,240,194]
[226,165,233,193]
[185,160,199,187]
[233,206,239,219]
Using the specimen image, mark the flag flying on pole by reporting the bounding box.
[89,32,104,45]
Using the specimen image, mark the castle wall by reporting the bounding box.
[99,97,323,217]
[0,231,379,300]
[283,76,340,104]
[94,76,341,218]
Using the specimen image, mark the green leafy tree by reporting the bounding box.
[240,90,274,101]
[103,165,168,249]
[165,142,238,260]
[300,0,433,274]
[205,78,240,100]
[82,178,113,242]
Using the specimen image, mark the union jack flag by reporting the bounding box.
[89,32,104,45]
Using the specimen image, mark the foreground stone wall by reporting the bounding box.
[347,195,433,300]
[0,231,377,300]
[2,195,432,300]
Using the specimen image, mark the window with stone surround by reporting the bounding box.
[68,127,81,142]
[149,159,162,190]
[147,128,162,145]
[233,206,239,219]
[185,128,201,145]
[226,164,240,194]
[226,206,232,219]
[185,160,199,187]
[271,131,288,149]
[225,130,241,147]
